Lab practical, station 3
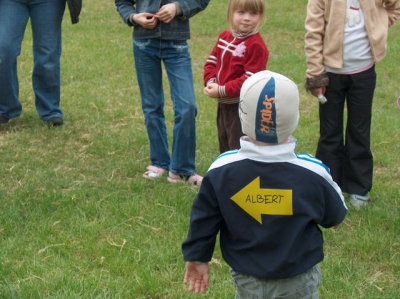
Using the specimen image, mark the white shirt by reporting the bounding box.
[325,0,374,74]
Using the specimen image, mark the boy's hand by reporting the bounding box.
[183,262,210,293]
[156,3,177,23]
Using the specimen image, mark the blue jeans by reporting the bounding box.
[231,265,321,299]
[133,39,197,176]
[0,0,65,121]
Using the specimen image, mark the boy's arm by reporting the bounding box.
[183,262,210,293]
[321,191,347,228]
[320,177,348,228]
[182,176,221,269]
[296,153,348,228]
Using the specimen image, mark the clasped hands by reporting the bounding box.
[132,3,177,29]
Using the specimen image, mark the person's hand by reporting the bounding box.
[131,13,158,29]
[156,3,177,23]
[310,87,325,98]
[204,83,219,98]
[183,262,210,294]
[310,87,328,104]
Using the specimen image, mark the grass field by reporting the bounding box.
[0,0,399,298]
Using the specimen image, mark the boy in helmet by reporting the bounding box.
[182,70,347,298]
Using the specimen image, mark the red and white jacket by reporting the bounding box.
[204,30,269,104]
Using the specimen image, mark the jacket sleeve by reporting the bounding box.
[318,171,348,228]
[304,0,326,79]
[182,176,222,262]
[319,186,348,228]
[115,0,136,26]
[177,0,211,20]
[203,39,219,86]
[224,41,269,99]
[384,0,400,26]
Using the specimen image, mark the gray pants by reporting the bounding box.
[231,265,321,299]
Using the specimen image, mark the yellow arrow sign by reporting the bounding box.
[231,177,293,224]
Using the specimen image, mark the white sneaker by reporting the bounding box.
[349,193,370,209]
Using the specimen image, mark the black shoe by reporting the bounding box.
[0,115,10,124]
[47,117,63,126]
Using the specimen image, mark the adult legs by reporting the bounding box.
[0,0,30,119]
[134,39,171,170]
[30,0,66,121]
[163,41,197,177]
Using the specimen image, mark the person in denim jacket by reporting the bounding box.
[115,0,209,186]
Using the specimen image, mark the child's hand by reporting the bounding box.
[184,262,210,293]
[132,13,158,29]
[204,83,219,98]
[310,87,325,98]
[156,3,177,23]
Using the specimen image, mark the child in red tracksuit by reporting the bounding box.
[203,0,269,153]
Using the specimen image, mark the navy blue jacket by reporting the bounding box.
[182,137,348,279]
[115,0,210,40]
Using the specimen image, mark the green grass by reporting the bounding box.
[1,0,399,298]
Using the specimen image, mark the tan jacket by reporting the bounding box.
[305,0,400,79]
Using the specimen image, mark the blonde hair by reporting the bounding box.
[227,0,266,31]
